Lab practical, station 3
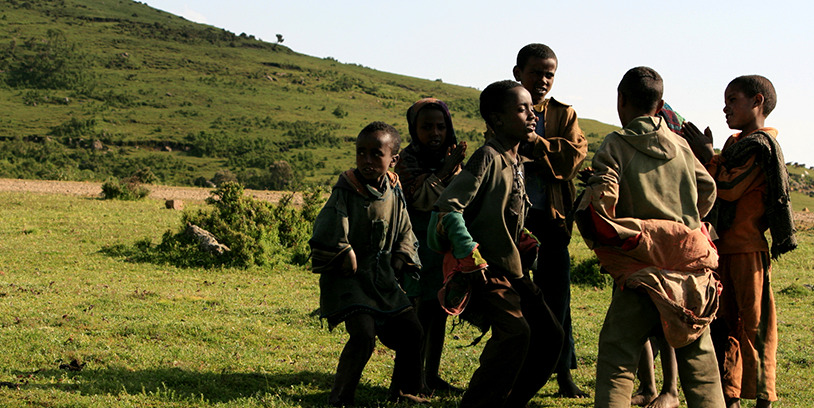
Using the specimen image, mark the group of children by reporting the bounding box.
[309,43,796,408]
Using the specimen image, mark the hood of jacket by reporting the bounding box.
[614,115,678,160]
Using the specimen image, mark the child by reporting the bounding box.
[395,98,466,393]
[630,103,686,408]
[575,67,724,408]
[309,121,428,406]
[511,43,589,398]
[681,75,797,408]
[428,80,564,407]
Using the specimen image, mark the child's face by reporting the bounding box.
[493,87,538,142]
[513,57,557,104]
[723,84,759,130]
[356,131,398,181]
[415,107,448,150]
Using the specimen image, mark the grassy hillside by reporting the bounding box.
[0,0,526,188]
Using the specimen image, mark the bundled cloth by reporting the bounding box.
[576,182,721,348]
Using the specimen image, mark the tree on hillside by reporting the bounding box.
[276,34,284,44]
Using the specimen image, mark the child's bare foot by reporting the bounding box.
[556,372,589,398]
[645,392,680,408]
[630,391,656,406]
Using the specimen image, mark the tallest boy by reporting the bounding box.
[512,43,588,398]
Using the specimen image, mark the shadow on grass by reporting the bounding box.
[11,367,398,406]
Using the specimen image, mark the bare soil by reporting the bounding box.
[0,178,302,205]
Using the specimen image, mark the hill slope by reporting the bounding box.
[0,0,617,188]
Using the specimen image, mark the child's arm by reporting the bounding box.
[526,109,587,181]
[309,190,356,275]
[426,153,488,271]
[391,196,422,279]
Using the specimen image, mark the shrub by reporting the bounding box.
[101,176,150,200]
[102,182,326,268]
[211,169,237,186]
[571,255,611,289]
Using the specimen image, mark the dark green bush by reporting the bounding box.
[571,255,611,289]
[101,176,150,200]
[102,182,326,268]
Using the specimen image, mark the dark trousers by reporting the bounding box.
[330,310,424,405]
[526,209,577,373]
[460,272,564,408]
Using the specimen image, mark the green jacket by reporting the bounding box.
[310,170,420,325]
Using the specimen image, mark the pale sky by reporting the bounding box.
[145,0,814,166]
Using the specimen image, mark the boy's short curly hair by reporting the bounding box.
[618,66,663,113]
[480,80,524,129]
[358,121,401,154]
[516,43,557,70]
[729,75,777,116]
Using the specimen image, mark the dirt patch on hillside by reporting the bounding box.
[0,178,303,205]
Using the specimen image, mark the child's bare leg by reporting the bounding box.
[556,368,588,398]
[631,338,657,406]
[645,339,679,408]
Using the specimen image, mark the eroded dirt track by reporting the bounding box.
[0,178,301,205]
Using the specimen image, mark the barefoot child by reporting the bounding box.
[396,98,467,393]
[429,80,564,407]
[310,122,428,406]
[681,75,797,408]
[576,67,724,408]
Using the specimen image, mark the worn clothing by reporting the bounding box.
[430,138,562,407]
[310,170,420,326]
[458,272,563,408]
[704,128,794,402]
[714,252,777,401]
[396,98,459,300]
[522,98,587,373]
[576,115,723,408]
[432,138,528,278]
[330,310,424,405]
[705,128,797,258]
[397,98,460,212]
[311,169,423,404]
[595,287,725,408]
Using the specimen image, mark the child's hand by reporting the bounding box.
[341,248,357,276]
[577,167,594,187]
[438,142,467,179]
[680,122,714,164]
[392,256,404,274]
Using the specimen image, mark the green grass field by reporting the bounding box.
[0,191,812,407]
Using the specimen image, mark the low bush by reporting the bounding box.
[102,182,325,268]
[571,255,611,289]
[101,176,150,200]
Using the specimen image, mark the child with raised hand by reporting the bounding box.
[309,121,428,406]
[395,98,466,394]
[429,80,564,408]
[681,75,797,408]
